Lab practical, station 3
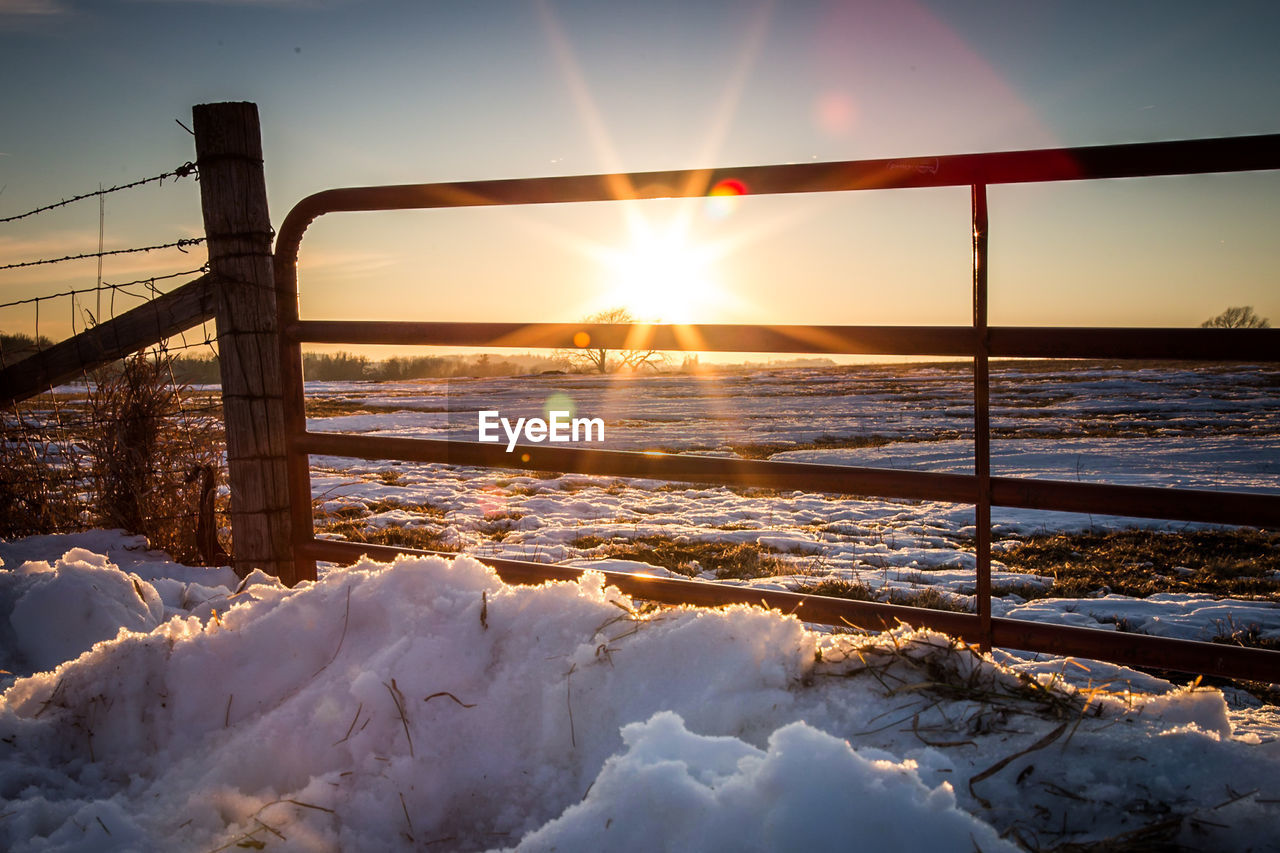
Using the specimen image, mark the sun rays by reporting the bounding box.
[530,0,775,326]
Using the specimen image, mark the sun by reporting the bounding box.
[601,217,722,323]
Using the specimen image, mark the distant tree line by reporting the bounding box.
[8,305,1267,387]
[164,351,568,384]
[0,332,54,364]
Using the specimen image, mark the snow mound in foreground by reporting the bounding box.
[1,548,1277,851]
[516,711,1015,852]
[0,546,165,674]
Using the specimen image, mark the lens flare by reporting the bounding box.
[815,91,856,136]
[705,178,748,220]
[710,178,748,197]
[544,392,576,420]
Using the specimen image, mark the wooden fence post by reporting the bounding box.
[192,102,295,581]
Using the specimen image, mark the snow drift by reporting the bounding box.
[1,540,1278,851]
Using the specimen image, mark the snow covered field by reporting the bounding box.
[2,360,1279,850]
[306,361,1280,645]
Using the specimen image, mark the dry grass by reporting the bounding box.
[728,431,965,460]
[313,491,454,552]
[569,534,793,579]
[487,478,548,496]
[816,629,1092,721]
[87,353,227,564]
[304,397,448,418]
[476,512,524,541]
[314,498,447,524]
[1211,622,1280,653]
[998,529,1280,600]
[816,628,1271,849]
[367,498,446,518]
[1,350,227,565]
[377,469,406,486]
[0,409,86,537]
[793,577,974,614]
[318,519,458,553]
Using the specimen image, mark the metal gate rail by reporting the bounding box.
[273,133,1280,682]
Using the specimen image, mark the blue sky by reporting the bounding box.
[2,0,1278,346]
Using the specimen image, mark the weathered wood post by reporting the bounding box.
[192,102,294,581]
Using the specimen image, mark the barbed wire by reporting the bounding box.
[0,334,218,365]
[0,266,209,311]
[0,162,198,225]
[0,158,228,548]
[3,392,224,418]
[0,237,206,272]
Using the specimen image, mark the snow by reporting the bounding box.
[3,548,164,674]
[1,544,1278,851]
[299,363,1280,644]
[307,364,1280,461]
[3,362,1278,849]
[1000,592,1280,643]
[514,713,1020,853]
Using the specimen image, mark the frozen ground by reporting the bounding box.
[1,532,1279,851]
[305,361,1280,646]
[2,361,1277,850]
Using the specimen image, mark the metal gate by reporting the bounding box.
[272,134,1280,682]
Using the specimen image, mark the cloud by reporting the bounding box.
[125,0,340,6]
[0,0,341,24]
[0,0,71,32]
[0,0,66,12]
[0,230,208,293]
[0,0,69,18]
[0,231,100,262]
[296,247,397,277]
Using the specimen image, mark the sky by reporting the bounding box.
[1,0,1278,355]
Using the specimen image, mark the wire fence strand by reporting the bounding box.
[0,153,229,560]
[0,237,207,271]
[0,162,198,225]
[0,266,209,311]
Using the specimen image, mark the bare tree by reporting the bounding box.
[556,307,668,374]
[1201,306,1271,329]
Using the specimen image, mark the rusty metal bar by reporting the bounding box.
[273,231,317,585]
[302,538,1280,683]
[300,539,980,636]
[295,433,1280,528]
[279,339,317,583]
[972,183,992,651]
[988,617,1280,685]
[289,320,1280,362]
[989,327,1280,361]
[990,477,1280,529]
[290,320,977,356]
[274,133,1280,263]
[297,432,978,503]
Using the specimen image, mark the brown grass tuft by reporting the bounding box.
[998,529,1280,600]
[1,349,226,564]
[793,577,973,613]
[569,533,793,579]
